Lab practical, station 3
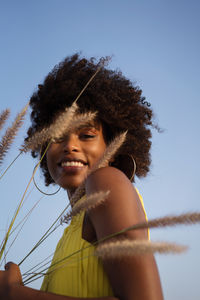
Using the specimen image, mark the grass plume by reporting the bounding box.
[94,131,127,170]
[21,110,97,153]
[63,190,110,223]
[0,109,10,132]
[95,239,188,259]
[118,212,200,234]
[0,104,28,166]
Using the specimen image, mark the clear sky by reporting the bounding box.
[0,0,200,299]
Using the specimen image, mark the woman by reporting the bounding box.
[0,54,163,299]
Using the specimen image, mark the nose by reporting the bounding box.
[62,133,80,153]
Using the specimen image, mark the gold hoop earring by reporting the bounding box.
[33,165,61,196]
[128,155,136,182]
[110,154,136,182]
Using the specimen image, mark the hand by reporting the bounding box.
[0,262,23,300]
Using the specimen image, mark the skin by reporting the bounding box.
[0,123,163,300]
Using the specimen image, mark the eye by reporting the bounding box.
[52,137,65,143]
[80,133,96,139]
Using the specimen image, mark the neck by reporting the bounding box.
[67,188,76,205]
[67,184,85,207]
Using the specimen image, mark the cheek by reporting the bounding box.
[89,141,107,164]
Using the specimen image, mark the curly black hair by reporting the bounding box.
[26,53,155,186]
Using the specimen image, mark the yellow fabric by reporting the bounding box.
[41,190,148,297]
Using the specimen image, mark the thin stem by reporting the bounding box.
[22,211,200,284]
[0,141,51,261]
[2,197,42,263]
[18,203,70,266]
[0,151,22,180]
[22,252,54,279]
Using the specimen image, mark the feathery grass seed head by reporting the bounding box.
[0,109,10,132]
[0,104,28,165]
[95,239,188,259]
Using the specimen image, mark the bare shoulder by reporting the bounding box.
[85,166,148,240]
[86,166,134,195]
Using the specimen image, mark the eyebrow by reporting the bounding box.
[76,121,100,131]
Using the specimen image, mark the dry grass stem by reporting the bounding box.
[66,111,97,133]
[20,127,50,153]
[0,140,50,261]
[0,152,22,180]
[123,212,200,233]
[69,184,86,208]
[95,239,188,259]
[21,102,78,152]
[0,109,10,132]
[0,104,28,165]
[18,201,70,266]
[21,110,97,152]
[63,190,110,222]
[93,131,127,170]
[146,212,200,228]
[49,102,78,141]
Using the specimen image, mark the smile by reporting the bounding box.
[61,161,85,167]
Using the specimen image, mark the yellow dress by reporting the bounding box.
[41,189,147,297]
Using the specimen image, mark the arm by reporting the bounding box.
[0,263,117,300]
[86,166,164,300]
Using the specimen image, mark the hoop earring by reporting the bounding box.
[33,165,61,196]
[110,154,136,182]
[128,155,136,182]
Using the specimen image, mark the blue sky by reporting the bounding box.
[0,1,200,299]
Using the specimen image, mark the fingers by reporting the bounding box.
[4,262,18,271]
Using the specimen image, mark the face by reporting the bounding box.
[46,122,107,190]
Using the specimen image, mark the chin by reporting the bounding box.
[59,179,84,191]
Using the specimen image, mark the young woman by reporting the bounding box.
[0,54,163,299]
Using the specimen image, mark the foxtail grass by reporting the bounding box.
[62,190,110,223]
[0,109,10,132]
[116,212,200,233]
[0,104,28,166]
[95,239,188,259]
[93,131,127,169]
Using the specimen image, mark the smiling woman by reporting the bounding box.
[0,54,164,300]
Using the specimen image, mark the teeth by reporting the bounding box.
[61,161,84,167]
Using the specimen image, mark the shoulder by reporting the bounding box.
[85,167,148,240]
[86,166,134,195]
